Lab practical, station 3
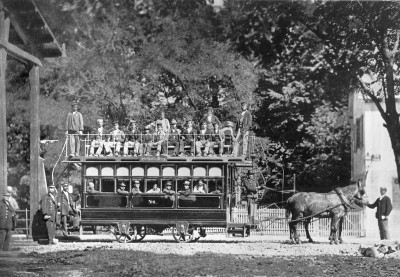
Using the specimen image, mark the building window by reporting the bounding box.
[355,116,364,150]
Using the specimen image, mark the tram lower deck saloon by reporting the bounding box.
[80,159,235,227]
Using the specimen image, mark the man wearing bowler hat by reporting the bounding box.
[41,184,58,244]
[0,191,15,251]
[65,100,84,157]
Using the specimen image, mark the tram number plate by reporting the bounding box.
[140,156,167,161]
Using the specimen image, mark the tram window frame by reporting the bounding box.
[145,179,159,193]
[85,178,100,193]
[101,178,115,193]
[117,178,130,192]
[161,179,175,192]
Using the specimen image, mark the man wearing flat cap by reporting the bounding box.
[142,125,154,156]
[65,101,84,157]
[234,102,252,158]
[41,184,58,244]
[0,191,16,250]
[123,119,142,157]
[117,182,130,195]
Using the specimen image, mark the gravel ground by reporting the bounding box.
[1,234,399,276]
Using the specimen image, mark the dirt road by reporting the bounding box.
[1,235,399,276]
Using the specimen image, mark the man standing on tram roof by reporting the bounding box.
[65,100,84,157]
[234,102,252,158]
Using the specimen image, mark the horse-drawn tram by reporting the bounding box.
[63,153,254,243]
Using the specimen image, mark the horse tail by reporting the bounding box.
[285,196,293,220]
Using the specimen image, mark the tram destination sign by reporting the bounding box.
[140,156,167,161]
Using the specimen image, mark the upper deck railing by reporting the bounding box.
[64,132,258,162]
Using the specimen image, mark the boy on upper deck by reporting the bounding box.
[179,120,197,157]
[210,122,225,157]
[89,118,106,157]
[142,125,154,156]
[106,121,125,157]
[123,119,141,157]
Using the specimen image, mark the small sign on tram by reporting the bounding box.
[139,156,167,161]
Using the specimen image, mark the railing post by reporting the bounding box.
[25,208,29,238]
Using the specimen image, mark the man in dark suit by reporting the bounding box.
[179,120,197,156]
[0,192,15,251]
[367,187,392,240]
[58,182,77,236]
[41,184,58,244]
[234,102,252,158]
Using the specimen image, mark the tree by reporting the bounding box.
[309,2,400,188]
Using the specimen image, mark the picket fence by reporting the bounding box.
[197,207,365,238]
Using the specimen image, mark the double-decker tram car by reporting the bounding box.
[64,153,253,243]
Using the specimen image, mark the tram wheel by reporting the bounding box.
[172,226,194,243]
[130,225,147,242]
[115,225,134,243]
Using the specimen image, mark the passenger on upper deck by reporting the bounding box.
[152,122,167,156]
[66,101,84,157]
[179,119,197,157]
[234,102,252,158]
[106,121,125,157]
[147,184,161,193]
[210,122,225,157]
[168,119,181,157]
[193,180,207,193]
[200,107,221,133]
[89,118,107,157]
[195,122,211,157]
[86,182,99,193]
[123,119,141,157]
[154,111,170,134]
[116,183,130,195]
[142,125,154,156]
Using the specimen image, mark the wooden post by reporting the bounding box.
[0,9,9,196]
[29,65,41,233]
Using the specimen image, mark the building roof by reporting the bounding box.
[3,0,64,58]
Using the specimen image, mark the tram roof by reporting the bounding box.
[62,156,253,165]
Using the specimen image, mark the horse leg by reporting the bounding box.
[330,215,339,245]
[338,217,344,244]
[304,219,314,243]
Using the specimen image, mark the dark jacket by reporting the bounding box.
[200,115,221,131]
[236,110,252,133]
[242,177,257,200]
[58,191,76,216]
[0,199,15,229]
[168,128,181,142]
[66,112,84,132]
[126,129,142,142]
[41,193,58,222]
[368,195,392,219]
[182,128,197,141]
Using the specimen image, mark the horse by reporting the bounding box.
[285,181,367,245]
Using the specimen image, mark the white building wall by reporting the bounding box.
[352,93,400,239]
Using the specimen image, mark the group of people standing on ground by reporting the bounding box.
[66,100,252,158]
[40,183,80,244]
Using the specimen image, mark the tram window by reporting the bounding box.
[208,179,223,194]
[177,179,191,191]
[101,179,115,192]
[209,167,222,177]
[101,166,114,176]
[85,179,100,192]
[145,179,158,192]
[132,166,144,176]
[86,166,99,176]
[132,179,144,193]
[193,166,206,177]
[117,167,129,176]
[193,179,208,193]
[162,180,175,191]
[147,166,160,176]
[177,166,190,176]
[117,179,130,191]
[162,166,175,176]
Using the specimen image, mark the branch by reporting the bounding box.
[392,30,400,55]
[357,76,388,123]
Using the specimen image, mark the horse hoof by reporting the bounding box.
[329,240,334,245]
[339,240,344,244]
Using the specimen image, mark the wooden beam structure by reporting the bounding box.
[0,9,9,196]
[0,0,64,237]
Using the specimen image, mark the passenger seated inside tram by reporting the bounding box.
[211,186,222,194]
[193,180,207,194]
[86,182,99,193]
[131,180,143,207]
[178,181,192,197]
[117,182,130,195]
[147,184,161,193]
[163,181,175,202]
